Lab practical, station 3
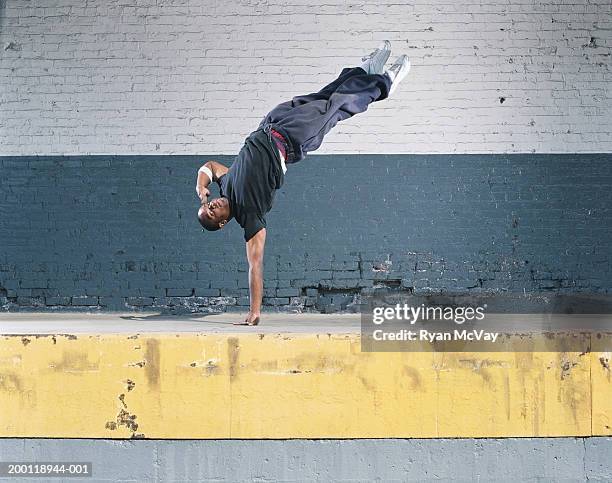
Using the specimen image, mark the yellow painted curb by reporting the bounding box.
[0,332,610,438]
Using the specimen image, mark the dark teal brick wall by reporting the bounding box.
[1,154,611,312]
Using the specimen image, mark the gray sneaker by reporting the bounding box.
[385,54,411,96]
[360,40,391,75]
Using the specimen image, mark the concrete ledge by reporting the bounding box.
[1,438,611,482]
[0,313,610,439]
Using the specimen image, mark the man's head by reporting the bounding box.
[198,197,231,231]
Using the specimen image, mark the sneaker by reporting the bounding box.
[385,54,411,96]
[360,40,391,75]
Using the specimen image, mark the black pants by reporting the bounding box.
[259,66,392,163]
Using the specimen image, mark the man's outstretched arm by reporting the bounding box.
[196,161,228,204]
[244,228,266,325]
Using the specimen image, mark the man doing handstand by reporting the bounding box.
[196,42,410,325]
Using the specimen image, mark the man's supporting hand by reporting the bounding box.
[233,228,266,326]
[243,311,261,326]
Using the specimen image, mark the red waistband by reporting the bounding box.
[269,128,287,159]
[270,128,286,144]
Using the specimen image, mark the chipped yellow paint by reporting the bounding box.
[0,332,608,438]
[592,334,612,436]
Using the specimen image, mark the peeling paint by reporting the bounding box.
[188,359,221,376]
[0,373,22,392]
[227,337,240,380]
[144,339,160,389]
[50,350,99,373]
[599,353,611,384]
[358,375,375,392]
[457,358,510,371]
[402,366,423,390]
[114,408,138,432]
[105,393,143,439]
[560,353,579,380]
[205,360,220,376]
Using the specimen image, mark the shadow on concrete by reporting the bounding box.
[119,312,238,325]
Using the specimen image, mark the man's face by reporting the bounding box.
[199,197,231,229]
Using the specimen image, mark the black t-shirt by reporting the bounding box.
[219,129,284,241]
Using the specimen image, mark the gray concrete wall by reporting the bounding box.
[0,0,610,155]
[0,438,611,482]
[1,154,611,312]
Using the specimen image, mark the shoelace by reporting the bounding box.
[361,51,377,62]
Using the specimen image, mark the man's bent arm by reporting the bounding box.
[245,228,266,322]
[196,161,228,203]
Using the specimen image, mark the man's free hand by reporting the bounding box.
[196,161,228,203]
[197,185,210,204]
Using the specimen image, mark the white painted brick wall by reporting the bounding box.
[0,0,610,155]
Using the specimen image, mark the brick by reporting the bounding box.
[17,296,43,306]
[263,297,290,306]
[194,288,220,297]
[46,296,71,306]
[126,297,154,307]
[304,296,317,307]
[31,288,56,297]
[71,296,99,306]
[236,297,250,306]
[166,288,193,297]
[99,297,124,310]
[331,261,359,271]
[320,279,362,290]
[333,271,360,280]
[276,288,300,297]
[19,279,48,289]
[319,303,339,314]
[0,280,18,289]
[277,271,305,281]
[214,280,238,289]
[208,296,237,306]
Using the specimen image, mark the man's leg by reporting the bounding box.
[259,42,391,128]
[266,67,392,158]
[259,67,376,125]
[258,47,409,162]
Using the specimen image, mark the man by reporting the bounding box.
[196,41,410,325]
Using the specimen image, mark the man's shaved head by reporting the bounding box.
[198,197,231,231]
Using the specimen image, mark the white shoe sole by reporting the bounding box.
[388,56,411,96]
